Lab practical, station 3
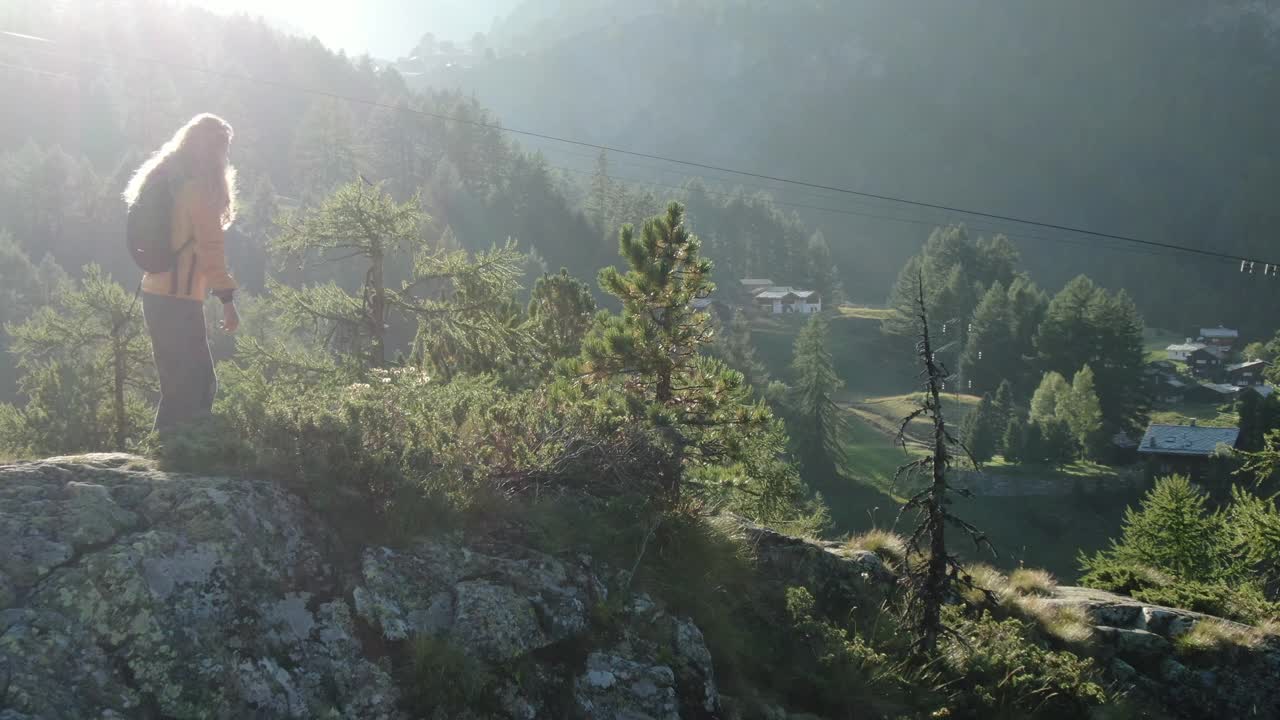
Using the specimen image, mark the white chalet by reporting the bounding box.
[753,287,822,315]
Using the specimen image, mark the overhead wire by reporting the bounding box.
[2,32,1277,270]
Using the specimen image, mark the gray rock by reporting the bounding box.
[575,651,680,720]
[1095,626,1172,664]
[0,457,400,719]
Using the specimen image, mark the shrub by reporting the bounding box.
[940,608,1110,719]
[1132,581,1279,626]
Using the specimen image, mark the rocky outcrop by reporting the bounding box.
[3,455,1276,720]
[0,455,719,719]
[1044,586,1280,719]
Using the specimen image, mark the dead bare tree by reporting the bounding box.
[895,271,994,653]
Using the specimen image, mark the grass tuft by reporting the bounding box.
[1008,568,1058,597]
[845,529,908,569]
[1176,619,1260,655]
[959,564,1009,607]
[1015,597,1095,645]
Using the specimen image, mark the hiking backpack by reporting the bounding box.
[125,167,179,274]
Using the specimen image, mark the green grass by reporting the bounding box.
[853,393,981,446]
[827,409,1138,581]
[837,407,921,496]
[981,457,1124,480]
[836,304,899,321]
[751,314,916,397]
[1149,402,1238,428]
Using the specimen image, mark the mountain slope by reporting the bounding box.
[418,0,1280,328]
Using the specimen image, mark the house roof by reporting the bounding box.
[755,287,819,300]
[1249,385,1276,398]
[690,298,715,310]
[1162,378,1187,389]
[1189,347,1223,358]
[1227,360,1269,372]
[740,278,774,286]
[1200,326,1239,339]
[1199,382,1241,396]
[1167,343,1206,353]
[1138,424,1239,457]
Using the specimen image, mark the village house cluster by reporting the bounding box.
[1158,325,1272,400]
[1127,325,1276,479]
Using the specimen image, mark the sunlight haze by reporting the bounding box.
[190,0,513,57]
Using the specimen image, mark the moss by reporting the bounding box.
[398,635,496,717]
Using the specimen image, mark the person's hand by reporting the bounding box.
[221,302,240,334]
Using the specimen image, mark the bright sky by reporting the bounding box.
[191,0,510,58]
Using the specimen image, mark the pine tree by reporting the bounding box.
[790,314,848,472]
[1035,275,1100,376]
[1,264,153,453]
[961,393,1000,462]
[1006,276,1049,392]
[1037,276,1147,434]
[582,202,715,406]
[1087,289,1149,434]
[1002,418,1025,462]
[575,202,775,499]
[1040,418,1077,466]
[991,380,1015,441]
[958,281,1014,394]
[1238,389,1263,452]
[527,268,596,362]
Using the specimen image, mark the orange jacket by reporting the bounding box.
[141,179,237,302]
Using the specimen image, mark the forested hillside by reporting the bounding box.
[5,2,1280,718]
[418,0,1280,330]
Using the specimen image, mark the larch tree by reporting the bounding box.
[895,271,991,653]
[1060,365,1105,459]
[1030,371,1070,424]
[1,264,153,452]
[269,180,424,370]
[789,313,848,472]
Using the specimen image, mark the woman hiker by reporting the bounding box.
[123,114,240,434]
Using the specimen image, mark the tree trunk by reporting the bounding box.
[112,333,127,450]
[919,278,951,654]
[369,237,385,367]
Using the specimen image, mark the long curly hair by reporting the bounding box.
[123,113,237,229]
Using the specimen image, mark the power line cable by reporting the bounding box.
[3,33,1277,269]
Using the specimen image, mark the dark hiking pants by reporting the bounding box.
[143,293,215,434]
